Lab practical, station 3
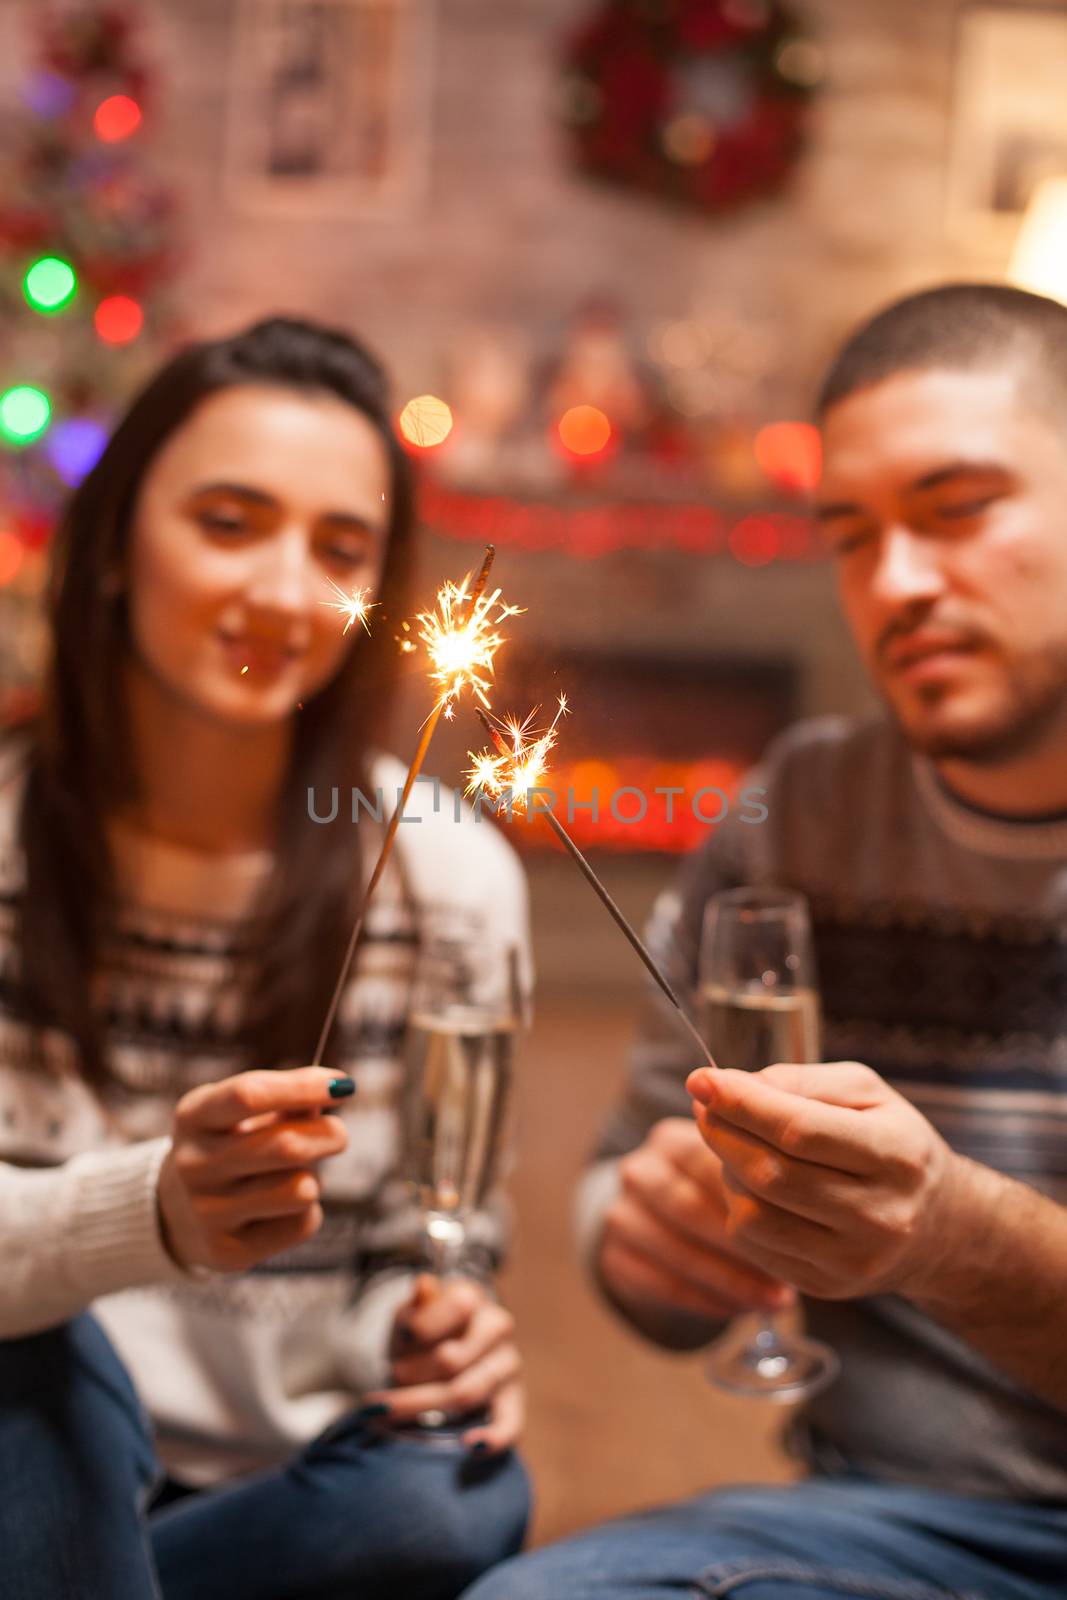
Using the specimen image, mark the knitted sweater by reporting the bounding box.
[0,740,530,1484]
[577,714,1067,1502]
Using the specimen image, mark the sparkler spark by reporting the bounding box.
[320,578,376,635]
[466,696,569,811]
[416,575,523,712]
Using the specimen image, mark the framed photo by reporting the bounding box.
[225,0,435,218]
[947,4,1067,246]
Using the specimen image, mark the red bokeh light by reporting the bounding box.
[556,404,613,459]
[754,421,822,494]
[729,516,780,567]
[94,95,143,143]
[0,530,24,587]
[94,295,144,345]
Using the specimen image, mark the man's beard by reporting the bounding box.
[883,652,1067,765]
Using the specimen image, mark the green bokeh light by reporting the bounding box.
[23,255,77,314]
[0,385,52,445]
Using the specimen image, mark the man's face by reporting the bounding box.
[817,367,1067,762]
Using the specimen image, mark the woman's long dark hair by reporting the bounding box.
[17,316,416,1088]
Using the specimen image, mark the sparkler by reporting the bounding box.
[467,705,717,1072]
[312,545,509,1068]
[321,578,376,636]
[415,568,522,720]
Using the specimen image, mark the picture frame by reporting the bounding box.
[224,0,435,218]
[946,3,1067,246]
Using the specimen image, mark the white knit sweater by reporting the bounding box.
[0,741,530,1484]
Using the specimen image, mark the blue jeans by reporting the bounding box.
[0,1313,529,1600]
[462,1479,1067,1600]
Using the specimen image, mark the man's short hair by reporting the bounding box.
[817,282,1067,417]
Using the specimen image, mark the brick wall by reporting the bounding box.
[140,0,1009,723]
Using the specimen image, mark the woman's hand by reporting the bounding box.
[157,1067,351,1273]
[365,1274,524,1453]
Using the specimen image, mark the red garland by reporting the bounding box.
[563,0,817,216]
[420,478,818,564]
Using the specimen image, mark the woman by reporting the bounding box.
[0,317,530,1600]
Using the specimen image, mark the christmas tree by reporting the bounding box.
[0,2,178,718]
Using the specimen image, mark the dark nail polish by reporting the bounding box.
[355,1403,389,1421]
[328,1077,356,1099]
[470,1441,490,1456]
[396,1325,415,1348]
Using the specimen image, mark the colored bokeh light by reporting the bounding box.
[94,294,144,344]
[0,530,23,587]
[0,386,51,446]
[398,394,454,450]
[23,70,77,119]
[754,421,822,493]
[47,418,109,486]
[556,404,612,458]
[24,255,77,314]
[94,94,142,142]
[729,515,781,567]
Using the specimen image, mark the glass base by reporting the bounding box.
[706,1318,840,1403]
[364,1407,490,1448]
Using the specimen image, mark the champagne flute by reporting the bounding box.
[384,951,523,1439]
[698,887,839,1400]
[404,998,518,1280]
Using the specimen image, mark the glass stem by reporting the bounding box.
[425,1213,466,1277]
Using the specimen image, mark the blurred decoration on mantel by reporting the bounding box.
[0,1,179,723]
[400,295,823,568]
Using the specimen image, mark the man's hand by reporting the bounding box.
[158,1067,350,1273]
[598,1117,796,1328]
[686,1061,962,1301]
[364,1275,523,1454]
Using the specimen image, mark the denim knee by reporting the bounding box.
[0,1312,157,1502]
[294,1429,531,1596]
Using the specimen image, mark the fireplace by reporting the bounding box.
[432,648,797,855]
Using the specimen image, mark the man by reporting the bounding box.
[465,284,1067,1598]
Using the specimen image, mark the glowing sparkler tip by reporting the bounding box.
[414,571,522,713]
[464,695,570,814]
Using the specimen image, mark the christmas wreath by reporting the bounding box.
[561,0,820,216]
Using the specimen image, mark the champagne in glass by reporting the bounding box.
[380,976,522,1443]
[405,1004,516,1270]
[699,984,820,1075]
[699,887,839,1401]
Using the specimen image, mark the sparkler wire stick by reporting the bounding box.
[538,806,716,1072]
[311,546,498,1068]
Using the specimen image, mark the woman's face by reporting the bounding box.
[125,384,393,727]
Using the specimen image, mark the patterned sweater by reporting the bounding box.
[0,740,530,1484]
[578,714,1067,1501]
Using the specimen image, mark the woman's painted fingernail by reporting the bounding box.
[470,1440,490,1456]
[328,1077,356,1099]
[396,1325,415,1349]
[355,1402,390,1421]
